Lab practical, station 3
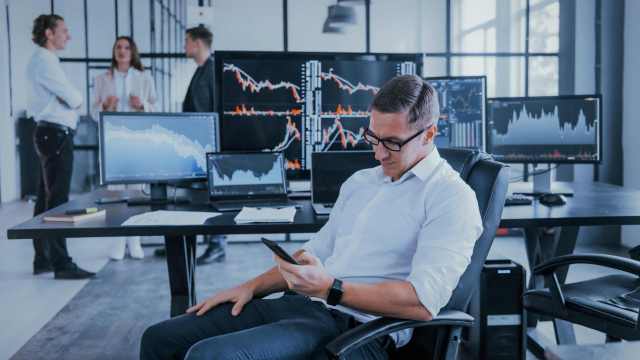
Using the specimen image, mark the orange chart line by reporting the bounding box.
[223,63,303,103]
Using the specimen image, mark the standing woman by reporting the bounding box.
[92,36,157,260]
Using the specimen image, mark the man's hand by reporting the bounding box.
[275,251,333,299]
[186,283,255,317]
[129,95,143,110]
[103,96,118,111]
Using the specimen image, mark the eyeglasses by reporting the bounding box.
[363,127,426,152]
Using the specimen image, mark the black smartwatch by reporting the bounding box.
[326,278,344,306]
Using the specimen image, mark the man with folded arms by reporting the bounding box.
[28,14,95,279]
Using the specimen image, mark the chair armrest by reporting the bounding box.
[325,310,473,358]
[534,253,640,276]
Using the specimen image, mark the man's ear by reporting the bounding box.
[45,28,54,41]
[423,124,437,144]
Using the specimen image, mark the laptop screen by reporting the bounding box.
[312,151,378,205]
[207,152,287,198]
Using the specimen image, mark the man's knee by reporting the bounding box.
[140,322,168,354]
[185,337,248,360]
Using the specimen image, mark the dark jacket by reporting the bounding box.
[183,56,216,112]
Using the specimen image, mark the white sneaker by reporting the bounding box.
[110,237,126,260]
[127,236,144,259]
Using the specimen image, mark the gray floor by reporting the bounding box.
[0,199,632,359]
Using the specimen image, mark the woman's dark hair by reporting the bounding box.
[32,14,64,47]
[110,36,144,73]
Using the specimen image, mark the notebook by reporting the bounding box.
[311,151,378,215]
[206,152,295,212]
[44,209,106,223]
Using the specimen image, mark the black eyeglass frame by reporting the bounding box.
[363,126,431,152]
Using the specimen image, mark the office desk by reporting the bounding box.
[7,182,640,342]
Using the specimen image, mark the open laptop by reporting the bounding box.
[207,152,295,212]
[311,151,378,215]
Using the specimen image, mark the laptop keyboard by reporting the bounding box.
[212,198,294,211]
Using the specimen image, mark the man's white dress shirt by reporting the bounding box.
[27,47,83,129]
[303,148,483,347]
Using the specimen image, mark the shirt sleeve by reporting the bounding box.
[37,56,83,110]
[406,183,483,317]
[142,72,157,112]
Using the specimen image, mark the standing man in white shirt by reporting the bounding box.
[140,75,483,360]
[28,14,95,279]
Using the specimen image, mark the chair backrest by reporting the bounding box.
[395,148,509,358]
[438,147,509,312]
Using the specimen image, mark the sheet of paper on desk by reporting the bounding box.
[234,206,297,224]
[122,210,221,226]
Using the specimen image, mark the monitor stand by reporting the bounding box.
[127,183,190,206]
[514,165,575,197]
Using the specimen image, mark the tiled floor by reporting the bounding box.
[0,199,632,359]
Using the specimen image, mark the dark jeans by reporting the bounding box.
[32,124,74,270]
[140,294,393,360]
[205,235,226,249]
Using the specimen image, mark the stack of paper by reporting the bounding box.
[234,206,297,224]
[122,210,221,226]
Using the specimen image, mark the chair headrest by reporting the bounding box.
[438,148,493,180]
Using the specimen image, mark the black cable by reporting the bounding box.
[509,164,558,183]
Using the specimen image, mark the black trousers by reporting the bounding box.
[32,124,74,269]
[140,294,394,360]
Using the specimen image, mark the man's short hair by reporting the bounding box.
[371,75,440,130]
[32,14,64,47]
[186,25,213,48]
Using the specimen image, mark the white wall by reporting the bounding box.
[622,0,640,248]
[0,0,21,202]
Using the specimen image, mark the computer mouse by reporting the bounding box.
[539,193,566,206]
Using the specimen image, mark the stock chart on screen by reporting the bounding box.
[207,152,286,197]
[486,95,601,163]
[100,113,219,183]
[217,52,419,176]
[427,76,486,150]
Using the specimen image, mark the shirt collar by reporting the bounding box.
[379,147,442,184]
[39,46,59,60]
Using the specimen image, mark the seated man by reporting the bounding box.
[140,75,483,360]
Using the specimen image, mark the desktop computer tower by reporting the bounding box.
[468,259,526,360]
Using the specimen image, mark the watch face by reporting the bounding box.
[328,278,343,306]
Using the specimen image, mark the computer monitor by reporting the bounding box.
[311,151,378,205]
[426,76,486,150]
[99,112,220,203]
[485,95,601,194]
[216,51,421,179]
[206,152,287,199]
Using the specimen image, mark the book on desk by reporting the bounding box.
[43,209,106,223]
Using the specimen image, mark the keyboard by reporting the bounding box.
[505,194,533,206]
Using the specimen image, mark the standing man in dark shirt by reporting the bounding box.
[184,25,225,265]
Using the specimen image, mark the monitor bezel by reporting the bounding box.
[205,151,288,201]
[484,94,603,164]
[214,51,423,180]
[98,111,220,185]
[423,75,488,152]
[311,150,377,205]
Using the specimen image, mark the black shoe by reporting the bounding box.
[54,263,96,280]
[196,245,226,266]
[154,247,166,257]
[33,263,53,275]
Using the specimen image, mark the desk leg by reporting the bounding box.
[523,226,580,357]
[165,235,197,317]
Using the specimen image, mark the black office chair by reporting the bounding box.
[522,252,640,345]
[325,148,509,359]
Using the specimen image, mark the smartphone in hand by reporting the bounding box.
[261,238,299,265]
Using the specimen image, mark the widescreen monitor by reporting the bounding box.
[311,151,378,205]
[99,112,220,185]
[426,76,486,150]
[485,95,601,163]
[216,51,421,178]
